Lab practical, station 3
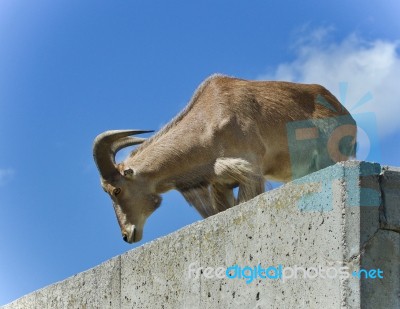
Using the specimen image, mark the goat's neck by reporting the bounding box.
[127,138,216,193]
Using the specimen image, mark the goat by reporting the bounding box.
[93,74,356,243]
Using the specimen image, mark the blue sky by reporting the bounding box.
[1,0,399,305]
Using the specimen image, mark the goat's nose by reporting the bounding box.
[122,233,128,242]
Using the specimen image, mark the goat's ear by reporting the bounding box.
[123,168,135,178]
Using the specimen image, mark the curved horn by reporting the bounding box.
[93,130,153,179]
[111,136,147,154]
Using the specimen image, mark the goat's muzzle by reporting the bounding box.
[122,225,141,243]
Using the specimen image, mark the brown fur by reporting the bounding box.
[95,74,356,243]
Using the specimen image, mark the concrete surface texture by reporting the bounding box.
[2,161,399,309]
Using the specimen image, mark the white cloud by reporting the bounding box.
[0,168,14,186]
[259,30,400,137]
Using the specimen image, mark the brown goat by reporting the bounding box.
[93,74,356,243]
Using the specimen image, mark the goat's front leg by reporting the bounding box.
[213,157,265,205]
[211,183,235,213]
[237,175,265,205]
[180,186,216,218]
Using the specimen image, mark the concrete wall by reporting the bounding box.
[2,161,399,309]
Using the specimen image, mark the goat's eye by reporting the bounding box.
[113,188,121,196]
[123,168,134,177]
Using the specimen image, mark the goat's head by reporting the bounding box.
[93,130,160,243]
